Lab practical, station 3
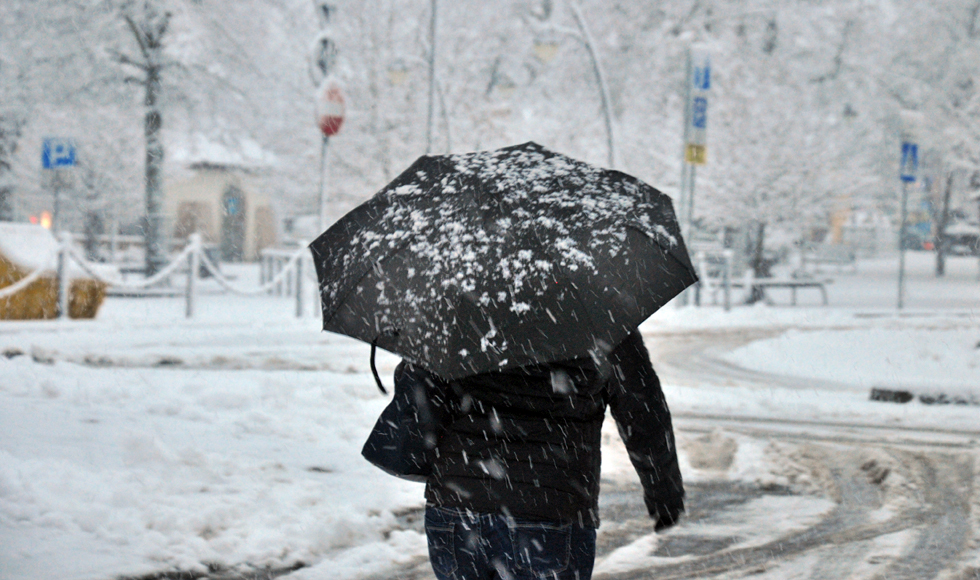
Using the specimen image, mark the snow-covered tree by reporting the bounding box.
[4,0,980,271]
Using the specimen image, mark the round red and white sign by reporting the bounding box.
[316,77,345,137]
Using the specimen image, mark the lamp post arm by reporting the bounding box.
[426,0,438,154]
[567,0,616,169]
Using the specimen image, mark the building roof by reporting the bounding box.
[171,133,278,171]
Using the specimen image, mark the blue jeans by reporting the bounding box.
[424,506,597,580]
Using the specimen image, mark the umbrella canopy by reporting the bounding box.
[311,142,697,380]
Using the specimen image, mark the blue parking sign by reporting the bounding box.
[42,138,77,169]
[900,142,917,182]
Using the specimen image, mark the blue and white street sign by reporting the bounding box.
[900,142,918,183]
[684,48,710,165]
[692,62,710,91]
[691,97,708,129]
[42,138,77,169]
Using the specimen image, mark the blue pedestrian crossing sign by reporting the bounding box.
[692,63,710,91]
[42,138,77,169]
[900,142,918,183]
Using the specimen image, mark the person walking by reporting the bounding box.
[312,143,696,579]
[397,327,683,580]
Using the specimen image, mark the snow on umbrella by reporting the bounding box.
[310,142,698,381]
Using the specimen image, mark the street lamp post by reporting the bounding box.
[533,1,616,168]
[567,1,615,169]
[426,0,438,154]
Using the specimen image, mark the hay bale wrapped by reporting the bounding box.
[0,223,118,320]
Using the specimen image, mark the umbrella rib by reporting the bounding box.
[320,236,416,328]
[533,234,603,356]
[624,223,697,280]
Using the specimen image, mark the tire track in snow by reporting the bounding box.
[597,327,980,580]
[594,449,973,580]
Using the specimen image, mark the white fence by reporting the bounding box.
[0,233,316,319]
[691,249,735,310]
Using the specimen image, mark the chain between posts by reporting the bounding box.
[2,236,314,320]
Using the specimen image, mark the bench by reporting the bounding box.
[707,277,832,306]
[802,244,856,273]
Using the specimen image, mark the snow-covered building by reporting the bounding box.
[164,134,278,261]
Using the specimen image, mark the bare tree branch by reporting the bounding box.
[970,0,980,38]
[108,48,149,71]
[811,20,853,83]
[123,13,150,60]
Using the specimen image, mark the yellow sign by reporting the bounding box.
[685,144,706,165]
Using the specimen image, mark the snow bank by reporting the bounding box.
[723,327,979,391]
[0,312,426,579]
[0,222,118,281]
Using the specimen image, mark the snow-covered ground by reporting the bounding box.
[0,252,977,579]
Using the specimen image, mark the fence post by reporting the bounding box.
[275,258,284,296]
[259,251,266,287]
[295,252,304,318]
[56,232,70,319]
[722,249,733,311]
[186,233,201,318]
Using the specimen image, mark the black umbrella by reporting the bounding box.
[310,142,697,382]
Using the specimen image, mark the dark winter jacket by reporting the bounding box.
[410,328,683,528]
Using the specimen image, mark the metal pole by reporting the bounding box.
[426,0,438,154]
[295,253,304,318]
[318,135,330,233]
[678,50,693,237]
[57,232,70,319]
[186,233,200,318]
[677,162,689,234]
[677,163,695,306]
[687,164,698,236]
[53,182,62,233]
[677,163,690,306]
[897,180,909,309]
[677,49,694,307]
